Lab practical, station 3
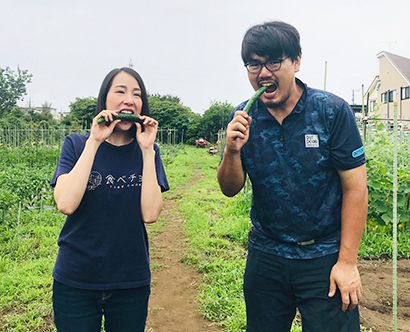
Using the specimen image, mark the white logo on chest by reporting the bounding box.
[87,171,102,190]
[305,134,319,148]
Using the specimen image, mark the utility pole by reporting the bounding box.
[129,59,134,69]
[361,84,365,118]
[352,88,360,104]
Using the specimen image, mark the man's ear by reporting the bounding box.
[294,54,302,73]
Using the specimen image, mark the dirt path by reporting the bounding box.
[145,173,224,332]
[359,259,410,332]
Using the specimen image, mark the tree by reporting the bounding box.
[197,101,234,139]
[40,101,52,113]
[148,94,205,144]
[30,107,55,125]
[0,66,32,117]
[149,94,197,131]
[59,112,82,128]
[0,106,31,128]
[149,93,181,104]
[68,97,97,129]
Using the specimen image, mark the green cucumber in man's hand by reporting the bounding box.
[242,85,267,114]
[233,85,268,141]
[97,113,143,124]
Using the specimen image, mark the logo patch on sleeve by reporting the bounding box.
[305,134,319,148]
[352,146,365,158]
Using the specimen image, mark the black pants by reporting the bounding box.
[52,280,150,332]
[243,248,360,332]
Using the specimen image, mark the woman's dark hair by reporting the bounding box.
[95,67,150,116]
[241,21,302,64]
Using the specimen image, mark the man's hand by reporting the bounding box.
[225,110,252,153]
[328,261,362,312]
[217,110,250,197]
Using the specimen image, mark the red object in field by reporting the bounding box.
[207,146,218,155]
[196,138,219,154]
[195,138,207,148]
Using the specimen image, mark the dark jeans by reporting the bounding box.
[52,280,150,332]
[243,249,360,332]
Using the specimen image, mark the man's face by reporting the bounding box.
[247,53,301,110]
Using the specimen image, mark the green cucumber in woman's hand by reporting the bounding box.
[97,113,143,124]
[242,85,267,114]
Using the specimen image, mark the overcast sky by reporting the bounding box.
[2,0,410,115]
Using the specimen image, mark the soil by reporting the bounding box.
[359,259,410,332]
[145,197,223,332]
[146,171,410,332]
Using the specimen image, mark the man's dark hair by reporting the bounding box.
[241,21,302,64]
[95,67,150,116]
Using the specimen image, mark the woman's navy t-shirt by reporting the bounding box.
[50,133,169,290]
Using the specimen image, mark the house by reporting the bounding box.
[365,51,410,119]
[21,106,70,120]
[48,108,70,120]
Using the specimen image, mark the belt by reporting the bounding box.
[297,239,315,246]
[249,226,320,246]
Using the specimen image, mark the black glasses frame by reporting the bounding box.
[244,56,289,74]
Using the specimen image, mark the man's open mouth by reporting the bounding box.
[261,83,277,94]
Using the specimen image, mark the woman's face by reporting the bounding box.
[106,71,143,131]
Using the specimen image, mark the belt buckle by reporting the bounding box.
[297,239,315,246]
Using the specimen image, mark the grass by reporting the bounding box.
[360,226,410,259]
[0,209,62,331]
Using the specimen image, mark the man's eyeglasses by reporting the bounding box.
[244,56,289,74]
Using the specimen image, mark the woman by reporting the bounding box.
[50,67,169,332]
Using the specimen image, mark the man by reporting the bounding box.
[217,21,368,332]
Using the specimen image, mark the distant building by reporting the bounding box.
[21,106,70,120]
[365,51,410,119]
[350,104,367,121]
[49,108,70,120]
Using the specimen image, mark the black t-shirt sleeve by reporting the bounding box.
[329,101,366,170]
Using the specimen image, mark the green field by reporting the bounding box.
[0,140,407,331]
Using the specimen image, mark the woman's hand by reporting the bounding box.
[54,111,122,215]
[90,110,121,143]
[135,116,158,150]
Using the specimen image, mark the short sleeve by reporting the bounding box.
[154,144,170,192]
[329,102,366,170]
[50,134,84,187]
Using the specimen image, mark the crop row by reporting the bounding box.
[1,127,410,231]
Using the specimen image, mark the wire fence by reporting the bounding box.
[0,128,88,148]
[358,119,410,151]
[2,121,410,149]
[0,128,224,148]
